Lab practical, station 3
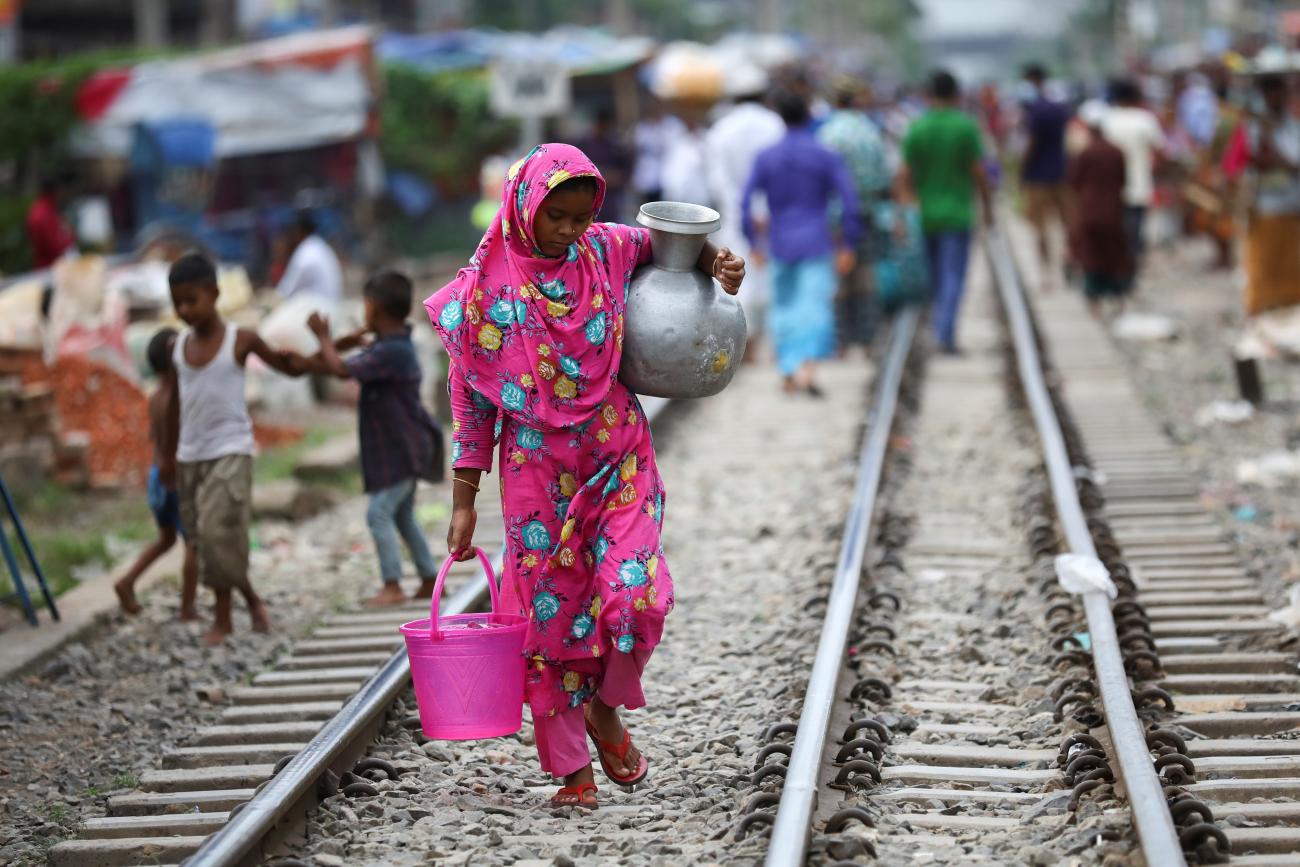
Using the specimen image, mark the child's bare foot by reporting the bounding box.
[202,625,232,646]
[113,579,142,615]
[249,599,272,633]
[178,607,201,623]
[413,579,437,600]
[363,584,409,607]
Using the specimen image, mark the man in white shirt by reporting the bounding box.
[277,212,343,303]
[706,70,785,338]
[660,116,712,209]
[632,100,685,204]
[1101,79,1165,282]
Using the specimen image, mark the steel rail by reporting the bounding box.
[986,229,1185,867]
[764,306,919,867]
[186,396,670,867]
[184,573,489,867]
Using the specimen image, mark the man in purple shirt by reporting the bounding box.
[743,91,860,397]
[1020,63,1073,289]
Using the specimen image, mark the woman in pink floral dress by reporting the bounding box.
[426,144,743,808]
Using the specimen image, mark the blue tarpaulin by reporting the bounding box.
[129,119,217,170]
[377,27,653,76]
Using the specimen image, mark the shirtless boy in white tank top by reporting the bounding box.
[162,253,308,645]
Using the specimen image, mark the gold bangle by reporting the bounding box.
[452,476,480,492]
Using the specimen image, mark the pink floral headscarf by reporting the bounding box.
[424,143,649,431]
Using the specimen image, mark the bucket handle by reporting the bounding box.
[427,547,500,641]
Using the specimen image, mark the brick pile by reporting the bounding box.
[0,349,89,491]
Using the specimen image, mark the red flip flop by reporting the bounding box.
[550,781,599,809]
[585,718,649,787]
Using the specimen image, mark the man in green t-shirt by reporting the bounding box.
[898,69,993,353]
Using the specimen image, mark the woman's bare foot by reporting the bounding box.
[364,583,409,607]
[586,699,641,779]
[113,579,142,615]
[178,607,201,623]
[412,578,437,600]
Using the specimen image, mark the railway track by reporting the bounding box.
[734,226,1299,867]
[736,233,1104,865]
[44,222,1300,866]
[1032,249,1300,866]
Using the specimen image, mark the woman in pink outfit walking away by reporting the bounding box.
[426,143,744,808]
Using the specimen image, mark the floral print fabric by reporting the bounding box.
[426,144,673,719]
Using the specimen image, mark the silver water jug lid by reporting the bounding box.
[636,201,721,235]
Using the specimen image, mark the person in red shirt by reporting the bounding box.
[26,176,74,269]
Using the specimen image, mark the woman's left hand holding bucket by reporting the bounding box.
[448,468,482,562]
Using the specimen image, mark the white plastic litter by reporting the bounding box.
[1055,553,1118,600]
[1267,585,1300,629]
[106,260,172,307]
[1234,330,1273,361]
[1194,399,1255,427]
[1111,312,1179,342]
[1235,450,1300,488]
[1239,306,1300,359]
[1072,465,1107,486]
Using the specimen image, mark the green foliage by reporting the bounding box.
[380,65,518,199]
[0,56,94,275]
[0,49,169,276]
[0,48,171,173]
[44,802,70,824]
[253,425,355,490]
[0,193,35,275]
[0,58,89,173]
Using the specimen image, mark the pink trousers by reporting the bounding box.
[532,647,651,778]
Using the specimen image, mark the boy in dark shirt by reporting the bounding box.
[292,270,444,607]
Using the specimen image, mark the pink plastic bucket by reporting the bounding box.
[399,548,527,740]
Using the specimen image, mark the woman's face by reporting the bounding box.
[533,187,597,257]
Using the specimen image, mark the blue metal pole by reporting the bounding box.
[0,517,37,626]
[0,475,59,622]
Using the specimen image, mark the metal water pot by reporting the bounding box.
[620,201,747,398]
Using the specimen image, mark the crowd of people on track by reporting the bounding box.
[583,60,1300,369]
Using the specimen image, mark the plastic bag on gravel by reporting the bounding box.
[1054,554,1117,599]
